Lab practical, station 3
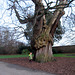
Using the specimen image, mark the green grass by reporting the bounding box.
[0,54,75,59]
[53,54,75,58]
[0,54,28,59]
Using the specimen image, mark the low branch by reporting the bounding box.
[13,4,33,24]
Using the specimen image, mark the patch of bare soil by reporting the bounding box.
[0,57,75,75]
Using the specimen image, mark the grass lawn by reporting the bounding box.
[0,54,28,59]
[0,54,75,59]
[53,54,75,58]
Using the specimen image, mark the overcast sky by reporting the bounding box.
[0,0,75,46]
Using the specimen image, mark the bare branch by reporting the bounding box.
[13,4,33,24]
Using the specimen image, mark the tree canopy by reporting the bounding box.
[5,0,74,44]
[0,0,75,45]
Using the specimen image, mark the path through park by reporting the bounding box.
[0,57,75,75]
[0,62,55,75]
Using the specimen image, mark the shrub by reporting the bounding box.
[17,45,33,54]
[22,49,30,55]
[52,48,58,54]
[52,48,63,54]
[0,47,5,54]
[17,45,25,54]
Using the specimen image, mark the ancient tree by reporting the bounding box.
[8,0,74,62]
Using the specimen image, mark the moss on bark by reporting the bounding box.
[36,53,53,63]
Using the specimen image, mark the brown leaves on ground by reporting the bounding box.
[0,57,75,75]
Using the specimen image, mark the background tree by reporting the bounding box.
[0,26,26,54]
[4,0,75,62]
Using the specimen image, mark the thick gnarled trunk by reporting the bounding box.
[32,4,54,62]
[36,43,53,62]
[32,0,66,62]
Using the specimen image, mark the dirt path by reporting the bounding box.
[0,61,55,75]
[0,57,75,75]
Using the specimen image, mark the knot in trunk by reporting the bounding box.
[34,25,53,49]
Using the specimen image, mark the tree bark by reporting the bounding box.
[36,42,53,62]
[31,0,66,62]
[31,1,54,62]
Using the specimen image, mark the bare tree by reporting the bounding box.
[6,0,75,62]
[0,26,25,54]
